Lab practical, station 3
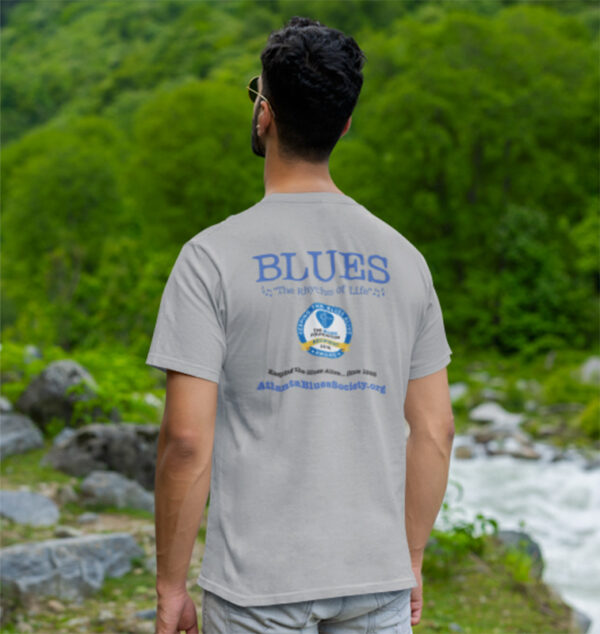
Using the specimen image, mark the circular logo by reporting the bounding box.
[297,302,353,358]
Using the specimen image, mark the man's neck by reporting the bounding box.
[263,148,343,196]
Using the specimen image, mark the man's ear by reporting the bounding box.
[340,116,352,137]
[259,99,274,131]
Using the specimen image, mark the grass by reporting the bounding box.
[0,438,74,487]
[415,535,575,633]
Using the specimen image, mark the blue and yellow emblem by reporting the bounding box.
[297,302,353,358]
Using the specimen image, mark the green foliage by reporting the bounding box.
[423,494,499,579]
[45,416,67,441]
[0,341,163,430]
[441,349,598,443]
[572,397,600,440]
[500,544,534,585]
[541,360,598,407]
[1,1,598,359]
[128,78,260,249]
[0,340,65,404]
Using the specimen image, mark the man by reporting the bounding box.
[148,16,454,634]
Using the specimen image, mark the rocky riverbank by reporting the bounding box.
[1,350,597,632]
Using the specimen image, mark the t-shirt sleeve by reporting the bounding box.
[409,264,453,380]
[145,241,226,383]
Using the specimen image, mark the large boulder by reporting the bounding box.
[495,529,544,579]
[0,532,144,605]
[16,360,101,429]
[0,412,44,458]
[0,490,60,526]
[80,470,155,513]
[41,422,159,490]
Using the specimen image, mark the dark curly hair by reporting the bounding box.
[259,16,367,163]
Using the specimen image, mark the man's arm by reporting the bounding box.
[154,370,217,598]
[404,366,455,569]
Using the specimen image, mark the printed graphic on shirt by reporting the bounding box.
[257,364,386,393]
[250,250,388,395]
[297,303,352,358]
[252,250,389,299]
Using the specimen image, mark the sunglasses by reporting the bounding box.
[246,75,276,119]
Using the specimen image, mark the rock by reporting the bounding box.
[0,396,12,412]
[24,344,43,363]
[469,402,525,429]
[470,425,533,446]
[0,489,60,526]
[16,360,99,429]
[454,445,474,459]
[47,599,66,612]
[480,388,503,401]
[524,399,538,412]
[507,444,542,460]
[0,412,45,459]
[583,455,600,471]
[571,606,592,633]
[537,423,562,437]
[76,512,99,524]
[485,440,504,456]
[485,437,540,459]
[97,608,115,621]
[495,529,544,578]
[53,426,77,447]
[502,437,524,454]
[54,525,83,538]
[550,448,570,463]
[580,356,600,384]
[545,582,564,603]
[0,532,144,604]
[55,483,78,505]
[449,624,464,632]
[80,470,154,513]
[41,422,159,490]
[512,429,533,444]
[449,382,468,403]
[137,608,157,620]
[471,426,503,444]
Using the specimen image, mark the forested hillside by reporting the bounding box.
[2,0,598,359]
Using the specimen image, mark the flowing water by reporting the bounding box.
[436,434,600,633]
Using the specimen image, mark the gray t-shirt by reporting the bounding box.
[146,191,453,607]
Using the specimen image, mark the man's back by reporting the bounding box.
[146,190,453,606]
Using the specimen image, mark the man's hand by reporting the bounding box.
[156,590,199,634]
[410,564,424,627]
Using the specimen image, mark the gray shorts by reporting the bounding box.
[201,587,413,633]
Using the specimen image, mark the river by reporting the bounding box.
[437,434,600,633]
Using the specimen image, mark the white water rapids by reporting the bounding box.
[435,434,600,633]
